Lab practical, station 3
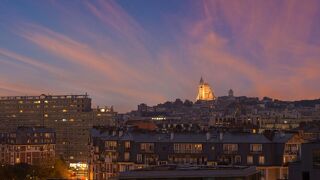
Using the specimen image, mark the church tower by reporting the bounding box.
[196,77,216,101]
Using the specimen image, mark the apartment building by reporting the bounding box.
[90,129,304,180]
[0,94,116,162]
[0,127,55,166]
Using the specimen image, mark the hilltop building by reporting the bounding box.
[196,77,216,101]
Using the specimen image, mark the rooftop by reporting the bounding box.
[0,94,89,100]
[91,129,294,143]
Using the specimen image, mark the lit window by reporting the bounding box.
[247,155,253,164]
[62,109,67,112]
[19,110,23,113]
[259,156,265,165]
[250,144,262,152]
[105,141,117,150]
[44,100,48,103]
[173,143,202,153]
[223,144,238,152]
[252,129,257,133]
[140,143,155,152]
[44,114,48,118]
[125,141,130,149]
[235,155,241,164]
[124,152,130,161]
[137,154,142,163]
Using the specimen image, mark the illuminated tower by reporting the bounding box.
[196,77,216,101]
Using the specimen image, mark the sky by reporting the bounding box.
[0,0,320,112]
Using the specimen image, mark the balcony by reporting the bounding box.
[223,150,238,154]
[250,150,262,154]
[284,150,299,155]
[105,147,117,151]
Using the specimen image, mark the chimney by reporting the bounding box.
[170,132,174,140]
[219,132,223,141]
[206,132,211,141]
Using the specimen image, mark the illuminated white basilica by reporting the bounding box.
[196,77,216,101]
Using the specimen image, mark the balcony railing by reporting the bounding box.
[223,150,238,154]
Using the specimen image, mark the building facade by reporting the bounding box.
[289,141,320,180]
[0,94,116,163]
[90,129,304,180]
[0,127,56,166]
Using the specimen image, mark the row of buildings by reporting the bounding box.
[124,78,320,131]
[0,78,319,179]
[89,128,304,180]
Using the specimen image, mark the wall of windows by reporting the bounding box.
[223,144,238,153]
[105,141,117,151]
[250,144,262,152]
[174,143,202,153]
[140,143,154,153]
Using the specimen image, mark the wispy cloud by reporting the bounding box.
[0,0,319,111]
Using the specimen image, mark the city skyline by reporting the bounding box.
[1,0,320,112]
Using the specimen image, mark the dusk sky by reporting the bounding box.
[0,0,320,112]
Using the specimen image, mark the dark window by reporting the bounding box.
[302,171,310,180]
[312,149,320,168]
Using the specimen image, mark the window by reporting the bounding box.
[223,144,238,153]
[173,144,202,153]
[247,155,253,164]
[235,155,241,164]
[140,143,154,152]
[137,154,142,163]
[105,141,117,150]
[302,171,310,180]
[125,141,130,149]
[313,149,320,168]
[259,156,265,165]
[124,152,130,161]
[250,144,262,152]
[285,144,299,154]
